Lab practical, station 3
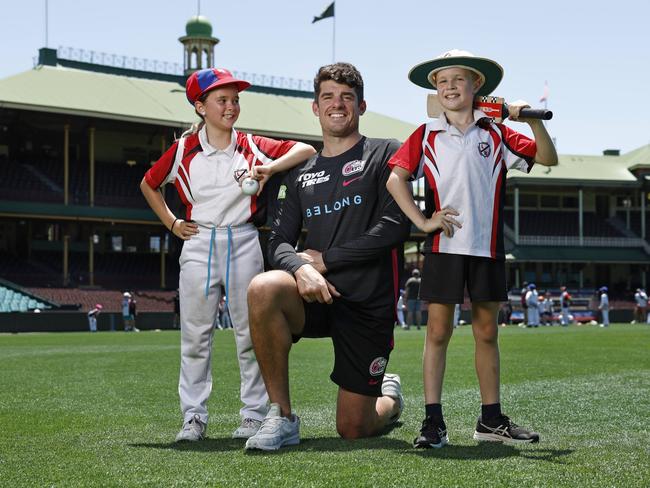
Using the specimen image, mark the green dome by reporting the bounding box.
[185,16,213,37]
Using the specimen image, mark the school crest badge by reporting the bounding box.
[478,142,491,158]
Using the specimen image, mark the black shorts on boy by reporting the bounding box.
[419,253,507,303]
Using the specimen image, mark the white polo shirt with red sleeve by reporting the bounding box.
[144,126,296,228]
[389,110,536,260]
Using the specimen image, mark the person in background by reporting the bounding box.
[526,284,540,327]
[499,301,512,327]
[122,292,133,331]
[633,288,647,324]
[540,292,553,326]
[128,294,140,332]
[87,303,102,332]
[520,281,529,325]
[598,286,610,327]
[396,289,407,328]
[452,303,461,328]
[404,269,422,330]
[559,286,572,326]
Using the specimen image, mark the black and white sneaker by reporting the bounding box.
[413,416,449,449]
[473,414,539,444]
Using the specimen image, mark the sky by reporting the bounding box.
[1,0,649,156]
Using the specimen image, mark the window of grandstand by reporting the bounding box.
[519,194,537,208]
[123,147,147,165]
[562,196,578,208]
[150,236,161,253]
[111,236,123,252]
[616,196,634,208]
[540,195,560,208]
[541,263,553,284]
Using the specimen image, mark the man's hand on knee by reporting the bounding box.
[295,265,340,304]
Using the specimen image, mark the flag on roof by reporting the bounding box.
[312,2,334,23]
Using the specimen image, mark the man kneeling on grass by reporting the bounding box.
[245,63,411,451]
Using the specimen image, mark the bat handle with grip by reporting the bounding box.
[503,105,553,120]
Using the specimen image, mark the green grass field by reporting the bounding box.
[1,324,648,487]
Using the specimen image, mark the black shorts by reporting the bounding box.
[294,299,395,397]
[420,253,507,303]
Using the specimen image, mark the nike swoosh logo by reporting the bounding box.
[343,176,362,187]
[368,379,379,385]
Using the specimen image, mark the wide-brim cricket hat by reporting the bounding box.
[408,49,503,96]
[186,68,251,105]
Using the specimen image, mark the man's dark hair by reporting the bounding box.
[313,62,364,104]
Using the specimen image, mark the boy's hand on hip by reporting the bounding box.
[422,206,462,237]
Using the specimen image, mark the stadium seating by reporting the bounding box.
[1,250,179,289]
[0,159,150,208]
[0,285,51,312]
[26,288,174,313]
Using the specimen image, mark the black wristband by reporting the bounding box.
[170,218,180,232]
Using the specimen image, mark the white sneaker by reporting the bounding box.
[232,417,263,439]
[244,403,300,451]
[381,373,404,423]
[175,414,206,442]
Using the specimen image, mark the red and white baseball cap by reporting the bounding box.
[95,303,103,309]
[185,68,251,105]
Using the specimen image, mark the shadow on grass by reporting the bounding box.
[413,442,574,464]
[130,437,245,452]
[131,435,413,454]
[255,436,414,454]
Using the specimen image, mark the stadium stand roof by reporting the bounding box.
[0,64,415,142]
[507,151,641,187]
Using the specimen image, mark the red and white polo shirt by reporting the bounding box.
[388,110,536,260]
[145,127,296,227]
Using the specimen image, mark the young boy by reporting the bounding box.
[386,49,558,448]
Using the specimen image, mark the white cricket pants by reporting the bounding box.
[561,307,570,325]
[178,223,268,424]
[601,309,609,326]
[528,307,539,326]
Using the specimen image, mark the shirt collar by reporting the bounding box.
[198,125,237,157]
[429,109,491,132]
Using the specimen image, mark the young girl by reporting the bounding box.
[140,68,316,442]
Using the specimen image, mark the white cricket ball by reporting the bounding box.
[241,177,259,195]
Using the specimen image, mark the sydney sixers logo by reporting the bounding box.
[369,356,387,376]
[478,142,491,158]
[342,159,366,176]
